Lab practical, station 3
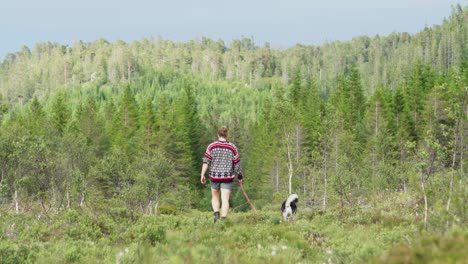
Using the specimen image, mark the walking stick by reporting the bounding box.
[233,180,257,212]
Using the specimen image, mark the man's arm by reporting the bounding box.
[200,163,208,184]
[201,145,212,185]
[233,145,243,182]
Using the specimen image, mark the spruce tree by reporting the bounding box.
[50,90,70,136]
[139,96,157,157]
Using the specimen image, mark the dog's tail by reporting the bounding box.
[286,194,299,207]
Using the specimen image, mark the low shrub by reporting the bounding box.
[0,240,37,264]
[143,225,166,245]
[372,229,468,263]
[158,205,177,215]
[48,209,102,241]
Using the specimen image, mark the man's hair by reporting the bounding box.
[218,126,229,138]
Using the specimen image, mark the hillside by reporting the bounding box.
[0,5,466,104]
[0,4,466,264]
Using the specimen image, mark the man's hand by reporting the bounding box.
[200,175,206,184]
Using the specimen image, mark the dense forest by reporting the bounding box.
[0,4,466,263]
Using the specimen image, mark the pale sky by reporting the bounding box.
[0,0,465,59]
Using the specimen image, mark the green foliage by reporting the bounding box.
[49,90,70,136]
[57,209,102,240]
[0,6,466,264]
[64,242,87,263]
[373,229,468,264]
[0,192,466,263]
[158,205,177,215]
[0,241,37,264]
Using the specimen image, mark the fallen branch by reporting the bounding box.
[234,181,257,212]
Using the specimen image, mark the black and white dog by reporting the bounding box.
[281,194,299,221]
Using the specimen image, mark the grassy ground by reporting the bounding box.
[0,193,466,263]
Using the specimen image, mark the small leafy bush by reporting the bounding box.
[373,230,468,263]
[143,225,166,245]
[158,205,177,215]
[52,209,102,241]
[0,240,37,264]
[64,244,85,263]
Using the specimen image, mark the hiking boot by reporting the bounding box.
[214,211,220,223]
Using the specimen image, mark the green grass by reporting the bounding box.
[0,193,466,264]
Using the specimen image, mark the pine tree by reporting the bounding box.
[243,98,278,201]
[290,69,302,107]
[393,86,417,161]
[80,96,108,157]
[27,96,46,135]
[178,86,205,189]
[406,62,435,139]
[139,96,157,157]
[111,85,139,156]
[120,85,139,133]
[330,66,366,139]
[365,88,397,187]
[301,77,323,152]
[49,90,70,136]
[346,65,367,143]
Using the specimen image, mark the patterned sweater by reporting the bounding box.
[202,141,243,182]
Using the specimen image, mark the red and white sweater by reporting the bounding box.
[202,141,243,182]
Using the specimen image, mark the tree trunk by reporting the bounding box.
[331,126,340,210]
[66,189,70,209]
[373,101,379,179]
[80,194,84,208]
[148,200,154,215]
[335,131,339,172]
[303,165,307,195]
[323,154,328,210]
[127,60,132,80]
[420,170,428,230]
[296,126,300,163]
[275,162,279,193]
[310,167,316,199]
[14,189,19,214]
[52,186,57,212]
[64,62,68,84]
[286,137,293,195]
[446,122,458,212]
[460,107,465,178]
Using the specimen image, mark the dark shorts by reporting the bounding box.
[210,181,234,190]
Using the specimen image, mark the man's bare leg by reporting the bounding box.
[221,189,231,218]
[212,188,221,222]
